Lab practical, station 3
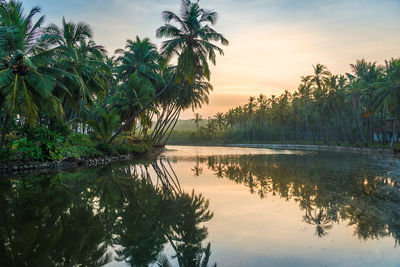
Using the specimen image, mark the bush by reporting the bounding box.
[61,134,101,158]
[62,145,102,158]
[113,143,151,154]
[114,145,131,154]
[13,126,64,161]
[95,143,116,155]
[129,143,152,153]
[65,134,95,148]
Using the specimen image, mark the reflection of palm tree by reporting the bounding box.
[303,208,333,237]
[191,156,203,176]
[0,174,111,267]
[105,159,216,266]
[203,153,400,243]
[170,190,215,267]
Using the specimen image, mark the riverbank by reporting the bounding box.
[0,146,165,174]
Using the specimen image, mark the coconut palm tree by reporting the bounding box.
[156,0,228,83]
[309,63,331,91]
[192,113,203,136]
[107,0,228,144]
[0,1,62,146]
[41,18,110,114]
[115,36,160,83]
[373,58,400,147]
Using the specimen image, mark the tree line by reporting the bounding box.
[193,61,400,148]
[0,0,228,160]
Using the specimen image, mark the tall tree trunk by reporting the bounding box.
[162,109,181,144]
[380,112,385,145]
[0,113,10,148]
[390,109,398,148]
[107,72,176,145]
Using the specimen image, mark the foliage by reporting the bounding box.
[87,106,120,143]
[12,126,64,160]
[62,133,101,158]
[188,60,400,148]
[0,0,227,160]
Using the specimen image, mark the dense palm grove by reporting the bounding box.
[0,0,228,161]
[192,61,400,149]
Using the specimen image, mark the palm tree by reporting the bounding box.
[0,1,62,146]
[41,18,110,117]
[192,113,203,136]
[87,106,120,143]
[115,36,160,83]
[309,63,331,91]
[107,0,228,144]
[373,58,400,147]
[156,0,228,82]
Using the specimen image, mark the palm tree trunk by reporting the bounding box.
[107,72,176,145]
[390,109,398,148]
[0,113,10,148]
[380,112,385,145]
[162,109,181,144]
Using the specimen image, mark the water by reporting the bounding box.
[1,145,400,267]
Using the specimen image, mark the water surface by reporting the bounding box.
[1,145,400,266]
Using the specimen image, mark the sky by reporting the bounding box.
[24,0,400,119]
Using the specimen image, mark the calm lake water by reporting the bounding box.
[1,145,400,267]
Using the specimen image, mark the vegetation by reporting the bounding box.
[0,0,228,161]
[0,160,216,266]
[183,61,400,150]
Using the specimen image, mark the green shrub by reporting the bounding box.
[13,126,64,161]
[62,145,102,158]
[114,145,131,154]
[95,143,116,155]
[62,134,102,158]
[65,134,95,148]
[129,143,151,153]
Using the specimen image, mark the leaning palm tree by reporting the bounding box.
[107,0,228,144]
[0,1,62,146]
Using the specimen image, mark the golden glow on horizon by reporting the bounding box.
[23,0,400,119]
[181,22,400,119]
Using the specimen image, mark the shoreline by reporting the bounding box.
[168,143,396,155]
[0,146,165,175]
[221,143,396,155]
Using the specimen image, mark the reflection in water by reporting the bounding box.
[0,160,215,267]
[195,153,400,242]
[2,148,400,266]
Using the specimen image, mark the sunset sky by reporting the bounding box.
[25,0,400,119]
